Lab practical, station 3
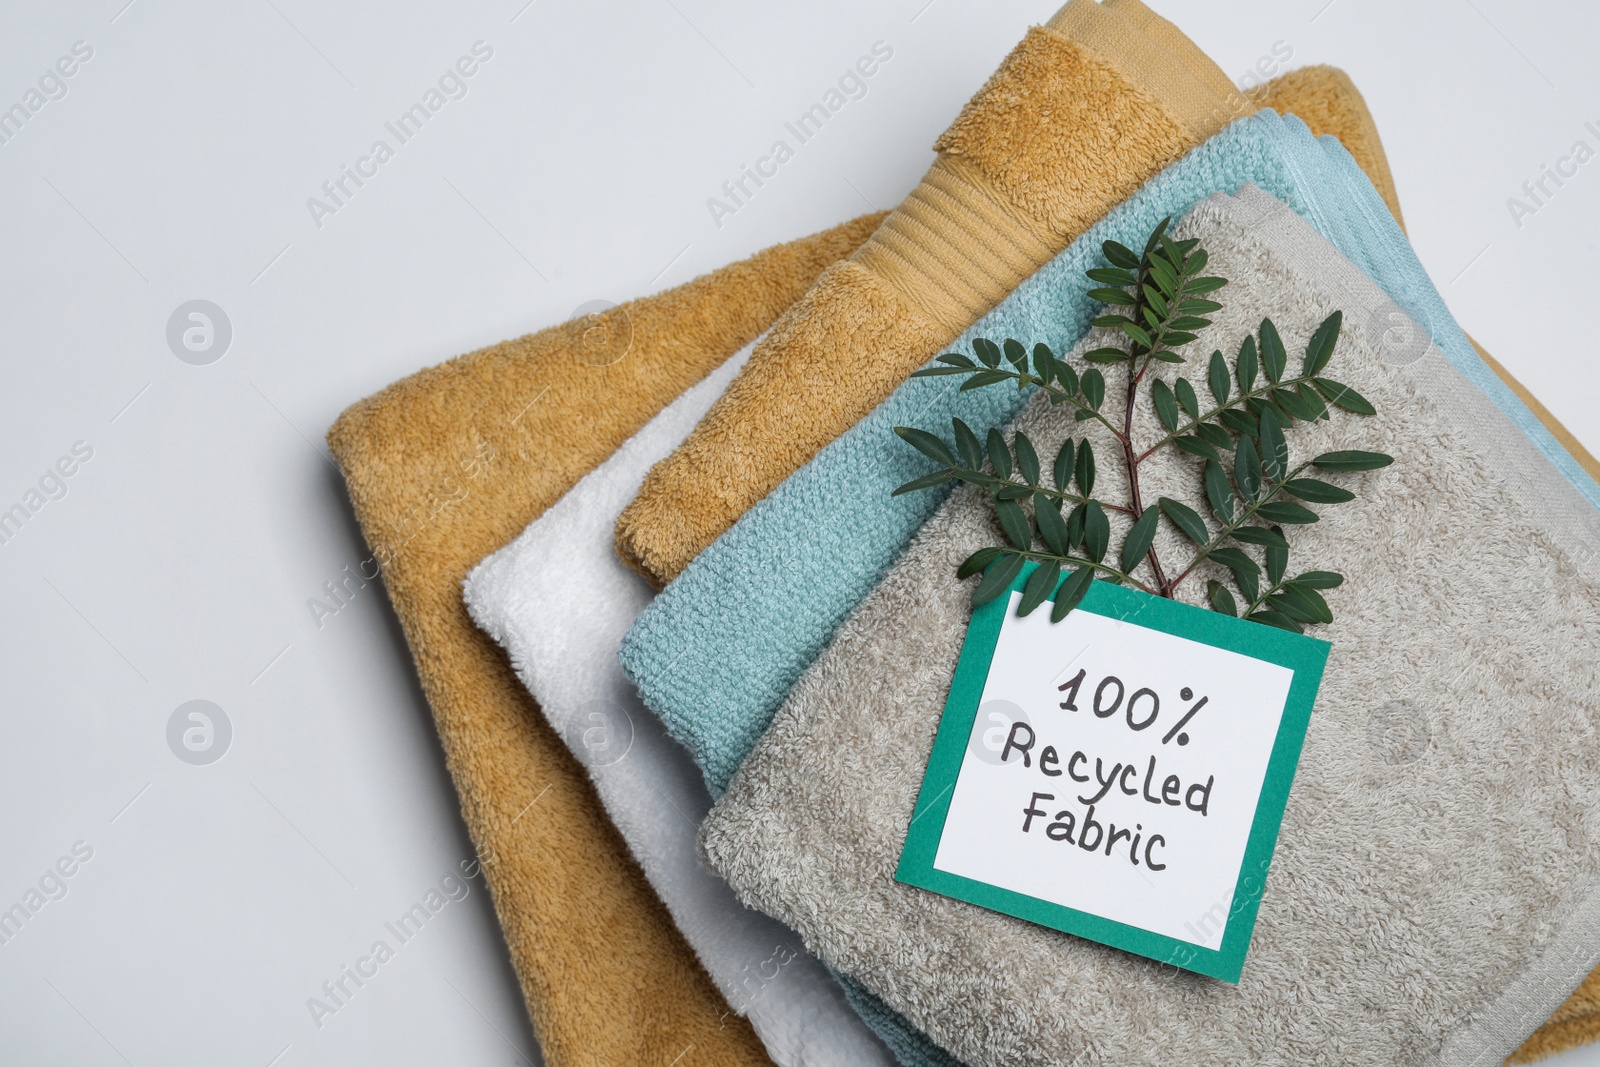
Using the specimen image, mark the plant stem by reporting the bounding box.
[1123,355,1170,594]
[1120,253,1172,594]
[1012,549,1155,595]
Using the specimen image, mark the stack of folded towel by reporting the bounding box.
[326,1,1600,1064]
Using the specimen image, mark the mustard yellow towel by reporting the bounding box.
[614,0,1261,587]
[325,212,882,1067]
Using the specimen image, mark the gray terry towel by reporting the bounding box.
[699,185,1600,1067]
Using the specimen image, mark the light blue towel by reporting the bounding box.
[623,110,1600,803]
[623,109,1600,1067]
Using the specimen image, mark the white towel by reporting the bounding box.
[463,343,896,1067]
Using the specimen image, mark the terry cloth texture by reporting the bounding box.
[325,211,883,1067]
[614,0,1257,588]
[461,344,898,1067]
[620,106,1472,802]
[700,187,1600,1067]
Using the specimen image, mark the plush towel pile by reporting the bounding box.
[321,0,1600,1061]
[700,187,1600,1067]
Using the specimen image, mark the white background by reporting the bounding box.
[0,0,1596,1064]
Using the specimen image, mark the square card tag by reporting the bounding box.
[896,561,1329,983]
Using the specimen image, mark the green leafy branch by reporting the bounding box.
[894,217,1394,632]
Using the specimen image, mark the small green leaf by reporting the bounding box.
[1204,460,1236,523]
[1210,546,1260,575]
[995,483,1031,500]
[1143,217,1171,255]
[1295,570,1344,589]
[996,497,1031,549]
[1249,609,1302,633]
[957,546,1003,579]
[1002,338,1029,370]
[1033,344,1057,386]
[1084,347,1129,364]
[891,470,955,496]
[1035,494,1070,555]
[1234,435,1263,501]
[1269,589,1327,625]
[1169,316,1212,332]
[1183,246,1209,276]
[952,418,983,469]
[1158,497,1208,545]
[1051,565,1096,621]
[936,353,975,368]
[1173,435,1220,461]
[1180,298,1223,315]
[1151,379,1180,431]
[952,469,999,487]
[1175,378,1200,418]
[1148,259,1178,296]
[1296,382,1329,420]
[1195,422,1232,450]
[973,338,1001,367]
[1219,408,1258,438]
[1232,525,1288,549]
[1014,431,1040,485]
[1255,501,1319,524]
[1075,439,1096,495]
[1237,334,1259,392]
[1313,450,1393,472]
[1208,350,1230,403]
[1313,377,1376,415]
[1102,240,1140,269]
[1162,331,1198,346]
[1120,507,1161,573]
[1206,579,1238,617]
[1143,285,1169,316]
[910,365,977,378]
[1258,406,1288,481]
[972,553,1024,606]
[1081,369,1106,411]
[1259,318,1286,382]
[1265,530,1288,584]
[1053,438,1075,491]
[1303,310,1342,377]
[1086,266,1136,286]
[1082,500,1110,563]
[1066,502,1086,549]
[1018,559,1062,617]
[1283,478,1354,503]
[1121,322,1153,349]
[1147,348,1188,362]
[1056,362,1079,396]
[1273,386,1316,422]
[986,428,1012,479]
[893,426,956,467]
[1279,582,1334,623]
[1186,276,1227,294]
[1088,287,1136,306]
[1094,315,1133,330]
[1233,567,1260,604]
[959,371,1010,391]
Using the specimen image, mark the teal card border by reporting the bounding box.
[894,562,1330,983]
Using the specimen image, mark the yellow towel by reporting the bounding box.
[614,0,1265,587]
[325,212,882,1067]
